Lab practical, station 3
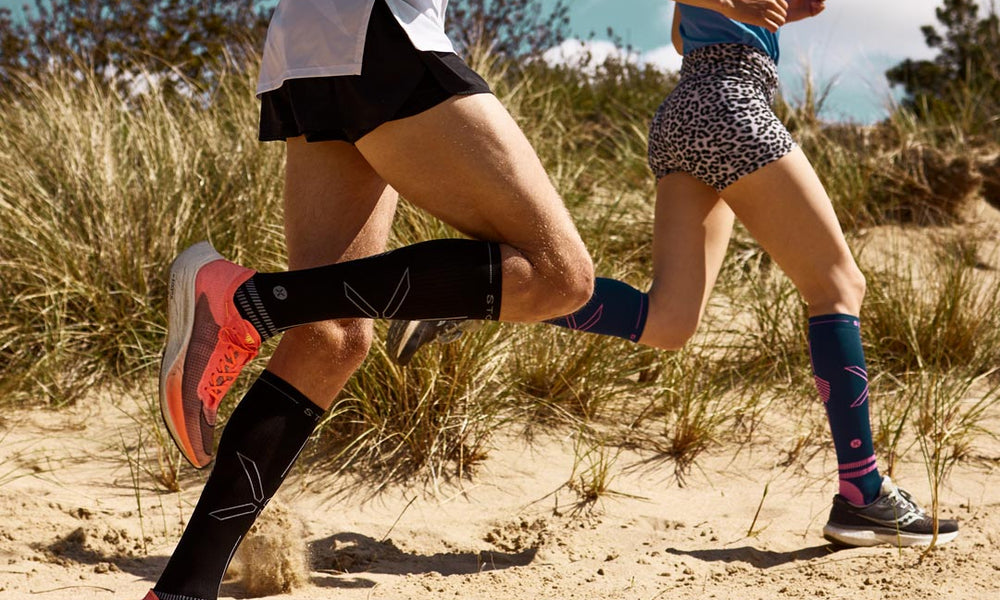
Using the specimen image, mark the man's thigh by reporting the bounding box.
[283,137,398,268]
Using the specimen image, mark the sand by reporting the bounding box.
[0,387,997,600]
[3,206,1000,600]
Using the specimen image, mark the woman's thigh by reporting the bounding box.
[721,147,865,316]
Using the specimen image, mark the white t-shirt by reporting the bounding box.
[257,0,456,95]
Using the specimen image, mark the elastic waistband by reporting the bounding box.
[679,43,778,91]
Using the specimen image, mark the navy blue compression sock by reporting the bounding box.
[546,277,649,342]
[808,314,882,506]
[155,371,323,600]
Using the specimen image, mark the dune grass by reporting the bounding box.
[0,52,997,511]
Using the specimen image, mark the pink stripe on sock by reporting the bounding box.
[840,463,879,479]
[575,305,604,332]
[814,376,831,404]
[635,294,646,330]
[839,455,877,471]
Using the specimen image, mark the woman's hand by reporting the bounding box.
[716,0,789,32]
[786,0,826,22]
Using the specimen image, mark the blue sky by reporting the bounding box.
[1,0,946,122]
[541,0,944,123]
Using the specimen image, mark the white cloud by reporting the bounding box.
[642,45,683,73]
[777,0,942,121]
[542,39,633,74]
[543,38,683,75]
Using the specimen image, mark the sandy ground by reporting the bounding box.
[0,388,997,600]
[2,207,999,600]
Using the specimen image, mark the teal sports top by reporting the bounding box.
[678,4,780,63]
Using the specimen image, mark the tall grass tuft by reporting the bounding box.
[507,328,658,426]
[909,370,998,549]
[0,57,284,405]
[637,352,737,483]
[863,237,1000,376]
[314,321,511,488]
[713,243,809,387]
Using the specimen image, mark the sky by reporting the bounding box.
[0,0,952,123]
[540,0,946,123]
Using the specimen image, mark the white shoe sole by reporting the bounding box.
[159,241,224,468]
[823,523,959,547]
[387,320,424,365]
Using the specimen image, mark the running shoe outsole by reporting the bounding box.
[387,320,426,366]
[823,523,960,547]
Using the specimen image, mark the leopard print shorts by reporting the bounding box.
[648,43,795,191]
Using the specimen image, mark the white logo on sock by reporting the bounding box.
[344,270,411,319]
[209,453,266,521]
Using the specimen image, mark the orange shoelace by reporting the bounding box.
[200,326,258,411]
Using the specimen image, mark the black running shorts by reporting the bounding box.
[258,0,491,144]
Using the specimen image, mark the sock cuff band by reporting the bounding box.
[234,277,280,341]
[483,241,503,321]
[152,591,207,600]
[808,313,860,329]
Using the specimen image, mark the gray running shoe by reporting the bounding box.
[823,476,959,547]
[386,319,478,365]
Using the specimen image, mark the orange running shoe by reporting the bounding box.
[159,242,261,469]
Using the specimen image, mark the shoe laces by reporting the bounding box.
[200,325,257,410]
[436,320,465,344]
[434,319,484,344]
[881,482,924,517]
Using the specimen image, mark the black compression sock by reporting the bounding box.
[233,239,502,340]
[154,371,323,600]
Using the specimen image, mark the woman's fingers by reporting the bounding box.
[726,0,789,32]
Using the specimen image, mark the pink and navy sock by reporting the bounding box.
[546,277,648,342]
[808,314,882,506]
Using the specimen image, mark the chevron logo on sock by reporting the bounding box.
[209,453,267,521]
[844,366,869,408]
[344,270,411,319]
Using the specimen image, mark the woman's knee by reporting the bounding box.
[804,263,867,316]
[639,306,702,351]
[846,267,867,305]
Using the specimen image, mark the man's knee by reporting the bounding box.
[280,319,374,370]
[534,241,595,319]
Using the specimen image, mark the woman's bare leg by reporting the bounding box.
[721,147,879,507]
[720,147,865,315]
[640,173,735,350]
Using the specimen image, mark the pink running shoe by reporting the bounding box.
[159,242,261,469]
